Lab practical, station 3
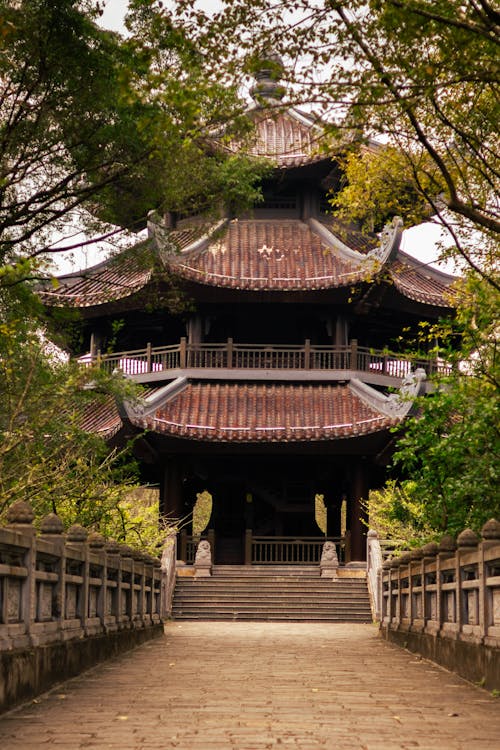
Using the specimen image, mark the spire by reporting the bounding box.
[250,50,286,103]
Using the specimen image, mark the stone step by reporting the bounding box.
[172,612,371,622]
[175,583,368,593]
[211,565,322,576]
[172,603,371,613]
[172,573,371,623]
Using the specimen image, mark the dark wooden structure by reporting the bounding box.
[41,74,456,563]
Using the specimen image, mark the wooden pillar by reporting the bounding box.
[325,497,341,537]
[187,315,203,345]
[349,461,368,562]
[335,315,348,347]
[160,457,184,523]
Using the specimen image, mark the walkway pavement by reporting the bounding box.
[1,623,499,749]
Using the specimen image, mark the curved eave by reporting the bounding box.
[38,240,154,310]
[168,218,371,293]
[127,382,400,444]
[388,251,457,309]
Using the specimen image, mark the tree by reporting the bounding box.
[388,274,500,537]
[0,1,269,543]
[170,0,499,277]
[0,0,265,290]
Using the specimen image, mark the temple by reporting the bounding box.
[40,63,456,564]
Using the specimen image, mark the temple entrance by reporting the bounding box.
[171,453,373,564]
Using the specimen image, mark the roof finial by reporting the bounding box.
[250,49,286,103]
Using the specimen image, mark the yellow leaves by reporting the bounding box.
[314,493,327,535]
[192,490,213,536]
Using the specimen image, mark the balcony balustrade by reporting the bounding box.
[86,338,450,385]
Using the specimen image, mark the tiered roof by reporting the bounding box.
[41,87,456,449]
[243,108,325,168]
[40,215,455,309]
[128,382,399,443]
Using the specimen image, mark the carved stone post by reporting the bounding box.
[194,539,212,578]
[39,513,65,639]
[6,501,36,650]
[320,541,339,578]
[88,532,107,627]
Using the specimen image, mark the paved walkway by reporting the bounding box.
[1,623,499,749]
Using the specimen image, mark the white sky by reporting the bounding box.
[55,0,457,276]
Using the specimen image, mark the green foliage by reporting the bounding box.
[389,274,500,537]
[0,0,266,288]
[329,147,439,233]
[100,487,173,554]
[0,290,165,549]
[171,0,499,240]
[364,481,433,550]
[314,493,327,535]
[192,490,213,537]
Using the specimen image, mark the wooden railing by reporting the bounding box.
[251,535,347,565]
[89,338,450,380]
[178,531,348,566]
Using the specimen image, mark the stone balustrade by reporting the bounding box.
[0,501,164,712]
[379,519,500,690]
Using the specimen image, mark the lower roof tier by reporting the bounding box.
[125,381,400,444]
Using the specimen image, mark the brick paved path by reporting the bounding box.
[1,622,499,749]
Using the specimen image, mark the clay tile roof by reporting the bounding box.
[39,245,153,308]
[318,216,378,256]
[319,219,454,306]
[172,219,366,290]
[133,382,398,443]
[78,395,123,439]
[388,258,455,307]
[243,110,325,167]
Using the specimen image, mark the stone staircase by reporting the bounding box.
[172,565,372,622]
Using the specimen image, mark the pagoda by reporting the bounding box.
[40,64,456,564]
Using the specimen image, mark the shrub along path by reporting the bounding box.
[1,622,499,749]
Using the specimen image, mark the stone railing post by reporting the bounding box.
[456,528,479,636]
[39,513,66,630]
[481,519,500,644]
[161,532,177,618]
[105,539,121,632]
[119,545,134,629]
[366,530,383,620]
[66,524,90,634]
[132,549,146,628]
[421,542,439,634]
[5,501,36,650]
[88,532,107,628]
[437,534,457,635]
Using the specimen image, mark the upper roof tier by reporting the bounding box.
[39,85,457,312]
[40,215,456,311]
[236,108,326,168]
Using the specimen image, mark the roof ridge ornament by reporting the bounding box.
[367,216,403,265]
[250,50,286,103]
[350,368,427,419]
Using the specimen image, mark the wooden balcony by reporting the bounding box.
[89,338,450,386]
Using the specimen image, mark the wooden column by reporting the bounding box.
[349,461,368,562]
[325,497,341,537]
[187,315,203,345]
[160,458,184,523]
